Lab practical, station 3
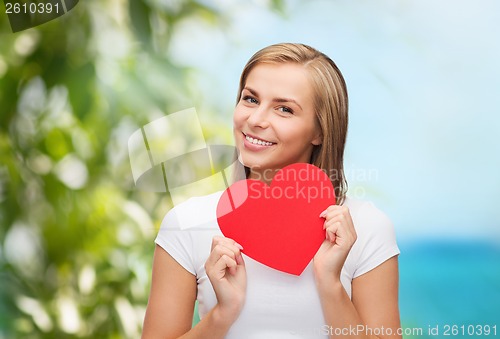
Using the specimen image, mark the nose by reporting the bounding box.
[246,105,270,129]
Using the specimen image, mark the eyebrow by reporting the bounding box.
[243,86,303,111]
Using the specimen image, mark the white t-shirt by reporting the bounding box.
[155,191,400,338]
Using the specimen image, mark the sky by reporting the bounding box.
[166,0,500,241]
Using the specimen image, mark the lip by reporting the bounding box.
[242,132,276,151]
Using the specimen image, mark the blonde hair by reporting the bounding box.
[236,43,349,205]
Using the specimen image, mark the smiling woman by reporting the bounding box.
[142,43,401,339]
[234,44,349,202]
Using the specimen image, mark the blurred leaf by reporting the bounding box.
[129,0,152,49]
[270,0,287,16]
[0,0,284,337]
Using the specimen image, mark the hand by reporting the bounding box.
[205,236,247,324]
[313,205,357,281]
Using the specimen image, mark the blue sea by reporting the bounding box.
[399,240,500,338]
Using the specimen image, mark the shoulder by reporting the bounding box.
[343,196,400,277]
[343,196,393,233]
[155,192,224,276]
[161,191,224,231]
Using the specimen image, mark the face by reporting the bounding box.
[233,63,322,182]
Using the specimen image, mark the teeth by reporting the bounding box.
[245,135,274,146]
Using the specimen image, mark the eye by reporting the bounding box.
[242,96,258,104]
[277,106,294,114]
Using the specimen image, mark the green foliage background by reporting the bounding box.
[0,1,283,337]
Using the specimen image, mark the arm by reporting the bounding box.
[140,245,200,338]
[314,205,401,339]
[316,256,401,339]
[352,256,401,337]
[142,238,246,339]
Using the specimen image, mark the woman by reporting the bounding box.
[142,43,401,338]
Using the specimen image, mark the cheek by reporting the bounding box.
[233,105,248,128]
[278,122,307,138]
[278,123,316,146]
[233,111,241,129]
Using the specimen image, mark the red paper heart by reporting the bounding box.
[216,163,336,275]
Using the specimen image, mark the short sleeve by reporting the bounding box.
[351,202,400,279]
[155,207,196,276]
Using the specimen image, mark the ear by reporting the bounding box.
[311,132,322,146]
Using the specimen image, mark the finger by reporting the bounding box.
[322,213,342,227]
[216,241,245,270]
[326,228,336,243]
[327,221,348,238]
[235,252,245,266]
[324,211,356,239]
[216,254,238,276]
[324,217,342,230]
[211,235,225,251]
[324,209,346,221]
[326,205,344,213]
[324,205,350,218]
[327,219,348,244]
[323,211,352,230]
[211,243,243,270]
[333,205,349,211]
[211,236,244,252]
[208,237,244,271]
[218,242,244,258]
[205,245,237,269]
[319,204,342,218]
[219,236,244,251]
[325,222,356,247]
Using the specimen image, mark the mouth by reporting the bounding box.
[242,132,276,147]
